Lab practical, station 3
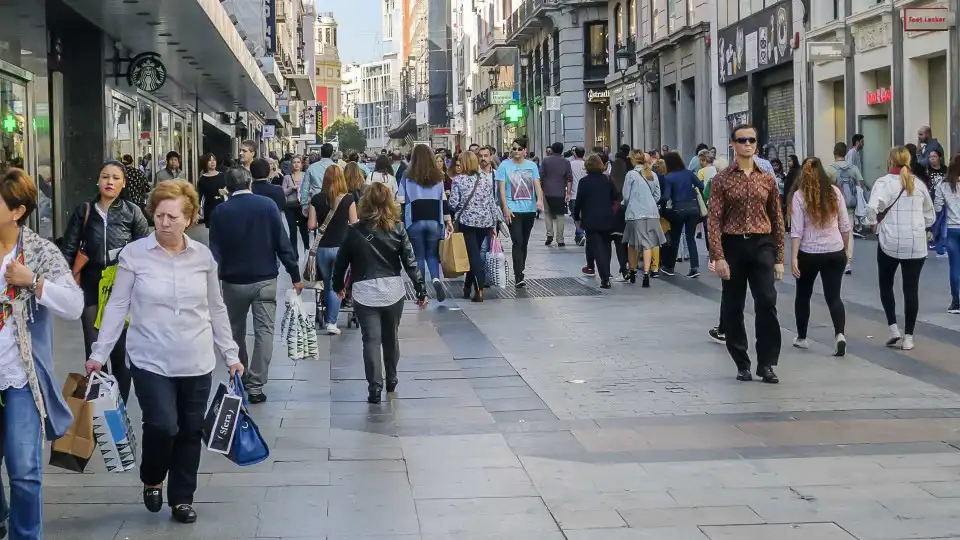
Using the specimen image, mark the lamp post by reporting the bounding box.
[615,47,631,73]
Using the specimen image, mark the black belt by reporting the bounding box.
[724,233,771,240]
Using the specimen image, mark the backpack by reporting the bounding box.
[833,164,859,209]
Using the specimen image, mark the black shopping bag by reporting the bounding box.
[201,381,242,455]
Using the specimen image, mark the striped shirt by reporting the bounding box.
[789,186,851,253]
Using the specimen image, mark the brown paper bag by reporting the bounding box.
[439,232,470,278]
[49,373,96,473]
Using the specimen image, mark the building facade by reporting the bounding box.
[0,0,276,240]
[472,0,519,150]
[802,0,958,183]
[606,0,712,158]
[357,60,394,151]
[341,63,361,121]
[710,0,804,164]
[315,12,343,132]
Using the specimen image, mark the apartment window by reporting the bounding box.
[652,0,660,38]
[628,0,636,38]
[586,22,609,66]
[667,0,675,33]
[614,4,623,46]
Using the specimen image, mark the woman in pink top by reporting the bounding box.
[789,157,852,356]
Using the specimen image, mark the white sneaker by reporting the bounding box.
[792,337,809,349]
[844,264,852,275]
[885,325,902,347]
[834,334,847,357]
[324,323,341,335]
[901,334,915,351]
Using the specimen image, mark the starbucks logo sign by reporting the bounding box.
[127,53,167,92]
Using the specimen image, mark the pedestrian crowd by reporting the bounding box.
[0,122,956,538]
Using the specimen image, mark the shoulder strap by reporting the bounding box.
[876,188,906,224]
[78,202,91,248]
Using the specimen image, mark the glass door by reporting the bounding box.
[138,100,155,183]
[112,98,135,161]
[0,74,29,172]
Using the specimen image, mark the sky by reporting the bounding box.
[325,0,384,64]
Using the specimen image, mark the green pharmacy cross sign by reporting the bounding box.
[504,102,523,123]
[2,115,16,133]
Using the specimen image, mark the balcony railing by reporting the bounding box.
[478,25,507,61]
[504,0,547,40]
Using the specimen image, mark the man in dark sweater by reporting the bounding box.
[250,158,286,212]
[210,167,303,403]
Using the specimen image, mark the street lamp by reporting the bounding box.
[488,68,498,88]
[615,47,631,73]
[519,54,530,68]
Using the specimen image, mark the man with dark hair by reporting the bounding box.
[539,141,573,246]
[155,151,184,181]
[210,167,302,404]
[468,143,480,154]
[570,146,588,250]
[496,137,544,287]
[826,140,865,268]
[301,142,338,210]
[707,124,784,384]
[239,140,257,170]
[250,158,286,212]
[846,134,864,171]
[120,153,150,208]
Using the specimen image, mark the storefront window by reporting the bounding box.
[138,100,154,183]
[158,109,171,171]
[0,76,28,172]
[173,117,184,172]
[113,101,134,160]
[586,23,609,67]
[32,73,53,240]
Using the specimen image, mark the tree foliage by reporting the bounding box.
[324,117,366,153]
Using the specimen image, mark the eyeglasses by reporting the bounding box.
[511,146,523,151]
[734,137,758,145]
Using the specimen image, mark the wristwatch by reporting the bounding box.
[28,273,40,293]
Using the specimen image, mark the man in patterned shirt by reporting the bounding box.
[707,124,785,384]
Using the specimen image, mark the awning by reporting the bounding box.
[286,73,315,101]
[258,57,285,93]
[63,0,276,114]
[387,114,417,140]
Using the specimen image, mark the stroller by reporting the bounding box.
[314,267,358,329]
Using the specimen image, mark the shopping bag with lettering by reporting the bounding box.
[202,380,243,454]
[484,233,508,288]
[86,372,137,472]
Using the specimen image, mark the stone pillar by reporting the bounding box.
[553,12,586,148]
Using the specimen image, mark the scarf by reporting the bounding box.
[0,245,25,332]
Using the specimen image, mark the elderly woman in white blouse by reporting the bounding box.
[867,146,936,351]
[86,180,243,525]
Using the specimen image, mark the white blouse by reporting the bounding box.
[91,233,240,377]
[867,173,936,260]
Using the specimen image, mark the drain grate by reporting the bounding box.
[405,277,600,300]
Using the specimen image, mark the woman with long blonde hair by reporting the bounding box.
[332,183,427,403]
[789,157,851,356]
[344,161,366,201]
[867,146,936,350]
[621,151,665,286]
[307,165,358,335]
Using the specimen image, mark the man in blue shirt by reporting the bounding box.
[497,136,544,287]
[300,143,338,211]
[211,167,302,403]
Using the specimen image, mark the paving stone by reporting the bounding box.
[700,523,857,540]
[619,506,764,528]
[408,467,538,499]
[416,496,559,535]
[564,527,710,540]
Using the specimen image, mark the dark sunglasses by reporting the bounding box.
[511,146,524,151]
[734,137,758,144]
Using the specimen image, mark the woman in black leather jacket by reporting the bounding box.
[60,160,149,401]
[332,183,427,404]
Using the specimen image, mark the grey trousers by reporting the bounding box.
[222,279,277,394]
[354,299,404,391]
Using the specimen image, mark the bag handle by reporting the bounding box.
[229,371,249,409]
[79,202,91,249]
[876,188,905,225]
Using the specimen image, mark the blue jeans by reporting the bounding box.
[315,247,341,324]
[948,228,960,304]
[407,220,443,280]
[0,386,44,540]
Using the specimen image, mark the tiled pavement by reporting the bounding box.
[40,220,960,539]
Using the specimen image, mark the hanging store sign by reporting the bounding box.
[490,90,513,105]
[265,0,277,55]
[807,41,849,62]
[866,86,893,106]
[587,89,610,103]
[545,96,561,111]
[126,52,167,92]
[717,0,793,84]
[262,125,276,139]
[903,7,955,32]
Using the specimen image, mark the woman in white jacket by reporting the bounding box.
[867,146,936,350]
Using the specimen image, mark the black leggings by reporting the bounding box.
[794,249,846,339]
[81,305,131,402]
[284,207,309,252]
[877,247,926,335]
[586,230,614,282]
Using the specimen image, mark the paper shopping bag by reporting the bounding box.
[440,232,470,277]
[86,372,138,472]
[202,380,243,454]
[226,373,270,466]
[49,373,96,473]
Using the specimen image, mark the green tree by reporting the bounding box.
[324,117,366,153]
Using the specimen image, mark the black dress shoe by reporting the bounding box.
[0,522,7,539]
[248,392,267,404]
[367,388,382,403]
[385,379,398,393]
[143,487,163,513]
[171,504,197,524]
[757,366,779,384]
[736,370,753,382]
